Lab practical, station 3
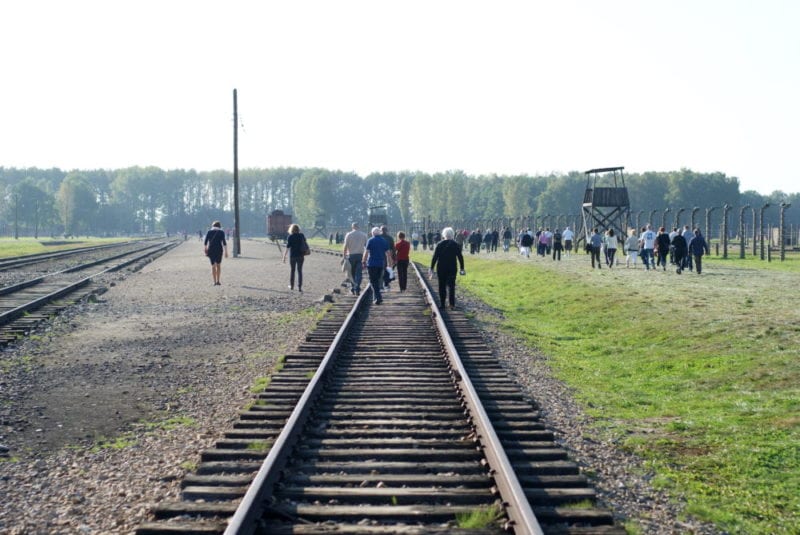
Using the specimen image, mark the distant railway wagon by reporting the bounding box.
[266,210,292,241]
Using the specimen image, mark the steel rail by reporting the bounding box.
[0,241,176,326]
[0,241,169,296]
[412,260,545,535]
[0,239,158,271]
[224,289,368,535]
[226,259,543,535]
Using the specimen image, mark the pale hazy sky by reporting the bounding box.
[2,0,798,195]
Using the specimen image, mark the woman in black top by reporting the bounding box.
[429,227,465,310]
[203,220,228,286]
[282,224,307,292]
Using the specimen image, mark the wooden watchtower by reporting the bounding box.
[580,166,630,244]
[309,212,328,239]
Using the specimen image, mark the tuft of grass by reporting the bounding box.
[455,504,504,528]
[180,460,198,471]
[246,440,272,452]
[139,416,197,432]
[91,436,137,453]
[250,376,271,393]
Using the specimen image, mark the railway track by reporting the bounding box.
[0,239,156,273]
[137,256,622,534]
[0,239,178,345]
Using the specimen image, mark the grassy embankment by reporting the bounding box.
[0,236,131,258]
[411,247,799,534]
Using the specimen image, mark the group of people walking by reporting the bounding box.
[202,217,711,306]
[342,223,412,305]
[203,219,466,309]
[516,226,575,260]
[589,224,710,273]
[342,222,464,308]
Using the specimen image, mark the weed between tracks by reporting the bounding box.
[412,248,800,535]
[455,503,504,528]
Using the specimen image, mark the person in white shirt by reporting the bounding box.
[681,225,694,271]
[343,222,368,295]
[624,229,639,267]
[562,226,574,256]
[639,224,657,270]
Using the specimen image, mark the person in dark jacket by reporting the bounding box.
[670,231,689,274]
[282,223,308,291]
[203,220,228,286]
[688,228,710,274]
[429,227,465,310]
[655,227,671,271]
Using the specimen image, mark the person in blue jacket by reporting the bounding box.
[362,227,392,304]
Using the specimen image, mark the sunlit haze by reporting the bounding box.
[2,0,798,194]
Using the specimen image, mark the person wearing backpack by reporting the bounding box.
[552,229,563,261]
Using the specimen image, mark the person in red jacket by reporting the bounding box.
[394,231,411,292]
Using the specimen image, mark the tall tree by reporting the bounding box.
[57,173,97,236]
[10,178,56,238]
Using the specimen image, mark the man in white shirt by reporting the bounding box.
[562,226,574,256]
[639,224,657,270]
[343,222,368,295]
[681,225,694,271]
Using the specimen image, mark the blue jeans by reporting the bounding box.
[642,248,654,269]
[348,253,363,291]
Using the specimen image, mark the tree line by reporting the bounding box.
[0,165,796,238]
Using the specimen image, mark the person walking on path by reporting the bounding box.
[519,230,533,258]
[380,225,396,291]
[639,225,657,270]
[203,220,228,286]
[589,228,603,269]
[502,227,512,252]
[655,227,671,271]
[429,227,465,310]
[671,230,689,274]
[282,224,308,292]
[394,231,411,291]
[562,226,574,257]
[688,228,710,274]
[682,225,695,271]
[552,228,563,261]
[624,229,639,268]
[343,222,368,296]
[362,227,392,304]
[604,228,618,267]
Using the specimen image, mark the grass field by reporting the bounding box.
[405,245,798,534]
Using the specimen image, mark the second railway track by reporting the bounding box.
[138,258,622,534]
[0,239,179,345]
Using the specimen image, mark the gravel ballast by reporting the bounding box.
[0,240,720,534]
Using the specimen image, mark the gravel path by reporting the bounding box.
[0,241,721,534]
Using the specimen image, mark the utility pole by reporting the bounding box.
[232,89,241,257]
